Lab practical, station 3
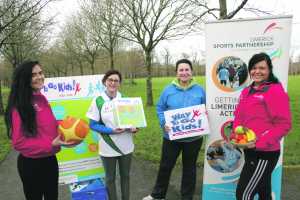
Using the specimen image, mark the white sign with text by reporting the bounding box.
[164,104,210,140]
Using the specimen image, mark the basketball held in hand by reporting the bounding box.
[58,116,89,146]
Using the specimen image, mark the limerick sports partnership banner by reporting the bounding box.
[203,15,292,200]
[42,75,105,184]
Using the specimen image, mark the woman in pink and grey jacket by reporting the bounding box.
[233,52,292,200]
[4,61,73,200]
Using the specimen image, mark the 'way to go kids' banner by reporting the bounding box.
[164,104,210,140]
[203,15,292,200]
[42,75,105,184]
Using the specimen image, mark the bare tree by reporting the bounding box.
[119,48,144,83]
[189,0,248,23]
[80,0,125,70]
[190,0,272,25]
[163,48,172,76]
[61,14,101,75]
[0,0,54,115]
[1,12,51,68]
[0,0,54,48]
[118,0,194,106]
[74,14,101,75]
[59,24,87,75]
[40,42,70,77]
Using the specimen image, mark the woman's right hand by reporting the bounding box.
[113,128,125,134]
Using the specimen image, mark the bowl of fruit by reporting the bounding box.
[230,125,256,148]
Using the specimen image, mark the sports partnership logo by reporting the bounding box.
[263,22,283,34]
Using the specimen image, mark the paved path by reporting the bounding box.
[0,150,299,200]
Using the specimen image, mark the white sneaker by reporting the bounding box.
[142,195,165,200]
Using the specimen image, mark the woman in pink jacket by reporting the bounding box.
[233,53,292,200]
[4,61,73,200]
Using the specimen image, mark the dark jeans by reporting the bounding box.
[101,153,132,200]
[236,149,280,200]
[17,154,58,200]
[151,138,203,200]
[220,80,227,86]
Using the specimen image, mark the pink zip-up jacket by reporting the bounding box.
[11,92,60,158]
[233,82,292,151]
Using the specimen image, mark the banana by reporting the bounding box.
[246,129,256,141]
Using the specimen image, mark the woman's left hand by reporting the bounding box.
[231,140,256,149]
[52,135,77,147]
[246,141,256,149]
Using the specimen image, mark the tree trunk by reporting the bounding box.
[79,61,84,75]
[90,58,95,75]
[145,51,153,106]
[219,0,227,19]
[110,47,114,70]
[0,80,4,115]
[71,63,74,75]
[12,57,18,69]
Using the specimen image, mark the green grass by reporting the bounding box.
[121,76,300,166]
[281,75,300,166]
[0,76,299,166]
[0,87,10,162]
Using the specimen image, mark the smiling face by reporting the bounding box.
[104,74,120,95]
[31,64,44,92]
[176,63,192,86]
[250,60,270,85]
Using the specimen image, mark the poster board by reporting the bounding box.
[113,97,147,128]
[164,104,210,140]
[42,75,105,184]
[203,15,292,200]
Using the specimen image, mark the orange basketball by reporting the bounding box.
[58,116,89,145]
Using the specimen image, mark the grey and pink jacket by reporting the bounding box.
[11,92,60,158]
[233,82,292,151]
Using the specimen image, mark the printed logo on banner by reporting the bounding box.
[211,56,249,92]
[263,22,283,34]
[263,22,284,61]
[43,80,82,96]
[42,75,105,100]
[206,139,243,174]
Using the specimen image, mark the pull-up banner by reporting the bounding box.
[203,15,292,200]
[42,75,105,184]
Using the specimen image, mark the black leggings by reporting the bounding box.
[236,149,280,200]
[17,154,59,200]
[151,138,203,200]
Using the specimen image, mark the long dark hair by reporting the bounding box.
[4,61,40,138]
[248,52,279,83]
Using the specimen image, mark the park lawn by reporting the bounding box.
[282,75,300,166]
[0,87,10,162]
[0,76,299,166]
[121,75,300,166]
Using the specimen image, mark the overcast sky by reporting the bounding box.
[46,0,300,62]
